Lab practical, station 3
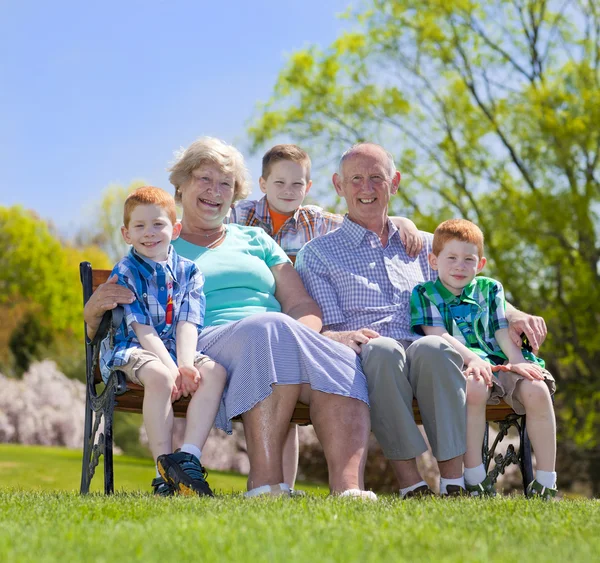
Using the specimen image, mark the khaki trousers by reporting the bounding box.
[360,335,466,461]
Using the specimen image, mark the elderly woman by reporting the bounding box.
[84,137,373,498]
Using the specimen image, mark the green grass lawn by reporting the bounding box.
[1,445,599,562]
[0,444,325,495]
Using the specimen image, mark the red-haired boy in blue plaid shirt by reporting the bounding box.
[100,186,226,497]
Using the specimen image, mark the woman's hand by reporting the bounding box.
[83,274,134,338]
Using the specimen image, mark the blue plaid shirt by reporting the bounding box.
[99,245,205,381]
[296,216,436,341]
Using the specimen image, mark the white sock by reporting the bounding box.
[155,466,161,478]
[439,476,465,494]
[464,464,486,486]
[180,443,202,461]
[536,470,557,489]
[400,480,428,498]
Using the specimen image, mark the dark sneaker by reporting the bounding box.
[151,476,174,497]
[465,475,497,497]
[526,479,557,500]
[157,451,214,497]
[442,484,468,497]
[402,485,434,499]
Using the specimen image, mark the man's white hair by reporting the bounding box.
[338,143,397,177]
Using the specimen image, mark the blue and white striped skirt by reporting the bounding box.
[197,312,369,433]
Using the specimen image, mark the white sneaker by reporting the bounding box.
[338,488,378,501]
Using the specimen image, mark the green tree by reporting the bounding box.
[0,206,112,373]
[249,0,600,486]
[77,181,146,262]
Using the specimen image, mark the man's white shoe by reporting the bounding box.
[338,489,378,501]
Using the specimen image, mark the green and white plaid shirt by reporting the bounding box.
[410,276,544,367]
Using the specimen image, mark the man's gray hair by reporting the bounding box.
[338,143,397,178]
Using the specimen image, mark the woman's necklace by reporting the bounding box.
[205,227,227,249]
[195,225,223,238]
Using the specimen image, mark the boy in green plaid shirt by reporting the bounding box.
[410,219,557,499]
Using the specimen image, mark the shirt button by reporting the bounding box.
[160,287,165,291]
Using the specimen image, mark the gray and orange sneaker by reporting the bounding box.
[157,451,214,497]
[151,476,174,497]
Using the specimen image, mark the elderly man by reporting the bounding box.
[296,143,547,497]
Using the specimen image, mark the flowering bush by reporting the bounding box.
[0,361,87,448]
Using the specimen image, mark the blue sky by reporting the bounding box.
[0,0,352,235]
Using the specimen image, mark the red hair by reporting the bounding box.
[432,219,484,258]
[123,186,177,227]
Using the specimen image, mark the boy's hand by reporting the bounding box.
[504,361,545,381]
[465,357,494,387]
[394,218,423,258]
[179,365,201,397]
[171,370,183,402]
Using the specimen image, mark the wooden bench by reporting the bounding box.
[80,262,533,495]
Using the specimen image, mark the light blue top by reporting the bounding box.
[172,224,291,327]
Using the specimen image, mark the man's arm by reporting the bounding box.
[504,302,547,354]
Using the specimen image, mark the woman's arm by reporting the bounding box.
[272,263,323,332]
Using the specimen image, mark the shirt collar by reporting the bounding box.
[433,277,479,305]
[254,196,272,225]
[129,245,177,281]
[340,215,400,246]
[256,195,300,226]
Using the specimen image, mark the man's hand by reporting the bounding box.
[506,309,547,354]
[178,365,201,397]
[504,361,545,381]
[323,328,380,353]
[464,357,494,387]
[83,274,135,338]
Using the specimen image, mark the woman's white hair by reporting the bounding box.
[168,137,251,203]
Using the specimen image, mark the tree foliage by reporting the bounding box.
[76,181,145,262]
[249,0,600,448]
[0,206,112,373]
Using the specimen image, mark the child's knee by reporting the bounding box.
[466,376,490,407]
[201,361,227,383]
[138,361,173,391]
[517,379,553,412]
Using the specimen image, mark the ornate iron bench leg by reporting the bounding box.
[519,416,534,496]
[103,391,115,495]
[80,393,94,494]
[484,414,524,492]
